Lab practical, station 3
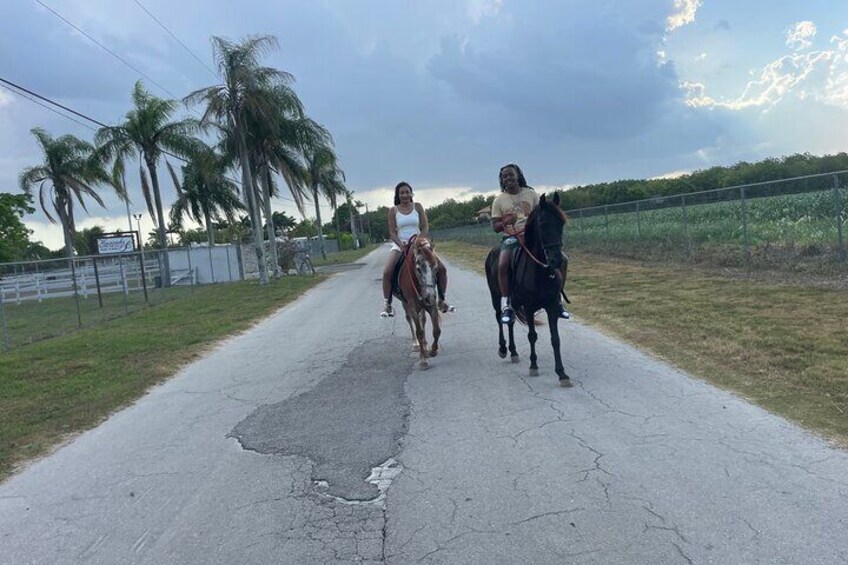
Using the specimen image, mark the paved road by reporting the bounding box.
[1,246,846,564]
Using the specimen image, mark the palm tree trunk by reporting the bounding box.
[57,198,74,260]
[347,193,359,249]
[260,165,281,277]
[236,122,268,284]
[146,158,172,287]
[312,183,326,260]
[204,209,215,283]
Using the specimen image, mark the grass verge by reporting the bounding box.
[437,240,848,445]
[0,276,326,481]
[311,244,378,267]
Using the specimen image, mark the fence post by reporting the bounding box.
[186,247,194,289]
[636,201,641,244]
[69,258,82,328]
[208,245,216,284]
[119,260,129,314]
[578,209,584,241]
[834,174,846,262]
[740,186,751,267]
[0,289,9,352]
[92,257,103,308]
[681,194,692,258]
[135,251,148,304]
[604,205,610,249]
[226,245,233,282]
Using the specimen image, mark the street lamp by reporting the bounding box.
[132,213,145,264]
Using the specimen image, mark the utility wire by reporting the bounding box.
[33,0,179,100]
[131,0,218,79]
[0,81,96,132]
[2,76,299,203]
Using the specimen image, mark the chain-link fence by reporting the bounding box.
[0,238,337,351]
[433,171,848,274]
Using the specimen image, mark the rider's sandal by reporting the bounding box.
[558,303,570,319]
[438,300,456,313]
[380,301,395,318]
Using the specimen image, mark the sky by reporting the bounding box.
[1,0,847,249]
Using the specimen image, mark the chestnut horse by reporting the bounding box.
[395,236,442,369]
[485,192,571,386]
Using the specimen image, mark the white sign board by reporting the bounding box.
[97,236,135,254]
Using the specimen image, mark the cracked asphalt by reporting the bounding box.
[1,246,847,564]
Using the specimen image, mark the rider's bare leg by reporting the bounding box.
[435,262,454,312]
[498,248,513,322]
[381,249,401,316]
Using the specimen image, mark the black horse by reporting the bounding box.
[485,192,571,386]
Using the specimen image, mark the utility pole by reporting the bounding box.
[347,192,359,249]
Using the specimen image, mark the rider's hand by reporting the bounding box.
[502,212,517,226]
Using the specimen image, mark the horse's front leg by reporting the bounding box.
[526,306,539,376]
[403,306,419,352]
[429,308,441,357]
[416,310,429,369]
[546,306,571,387]
[507,317,518,363]
[496,311,508,358]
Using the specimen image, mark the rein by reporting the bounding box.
[504,223,550,269]
[402,235,423,301]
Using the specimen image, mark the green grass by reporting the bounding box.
[437,240,848,446]
[0,276,326,481]
[1,286,193,349]
[311,244,378,267]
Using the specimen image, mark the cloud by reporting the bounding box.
[467,0,503,23]
[786,21,817,51]
[683,29,848,112]
[667,0,703,31]
[0,89,13,108]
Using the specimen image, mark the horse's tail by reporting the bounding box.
[514,309,545,327]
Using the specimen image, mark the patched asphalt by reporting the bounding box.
[230,337,413,500]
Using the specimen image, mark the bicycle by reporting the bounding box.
[295,249,315,275]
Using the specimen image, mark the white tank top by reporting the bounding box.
[396,206,420,243]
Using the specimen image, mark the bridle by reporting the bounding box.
[505,205,563,273]
[402,235,438,303]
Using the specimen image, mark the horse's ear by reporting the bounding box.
[540,193,547,205]
[552,191,560,206]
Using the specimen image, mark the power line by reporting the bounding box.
[0,77,107,128]
[2,76,299,203]
[0,81,96,132]
[131,0,218,79]
[32,0,179,100]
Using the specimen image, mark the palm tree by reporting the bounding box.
[303,143,346,259]
[185,35,291,285]
[19,128,112,258]
[96,80,198,286]
[169,145,243,280]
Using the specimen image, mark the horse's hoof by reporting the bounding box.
[429,349,438,358]
[529,368,539,377]
[419,360,429,370]
[559,377,573,388]
[510,355,520,364]
[498,349,507,359]
[412,344,420,352]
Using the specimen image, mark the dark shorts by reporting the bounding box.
[500,236,519,251]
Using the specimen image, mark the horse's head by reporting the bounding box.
[410,236,439,306]
[526,192,567,271]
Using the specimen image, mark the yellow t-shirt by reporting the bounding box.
[491,187,539,232]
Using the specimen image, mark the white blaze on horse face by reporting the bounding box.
[417,259,438,306]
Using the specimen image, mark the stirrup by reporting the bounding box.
[500,306,514,324]
[380,302,395,318]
